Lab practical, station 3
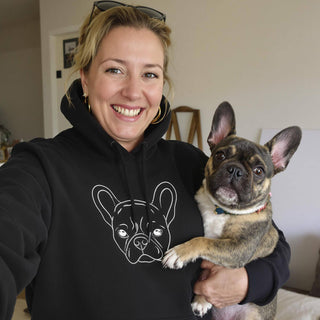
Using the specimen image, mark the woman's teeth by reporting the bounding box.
[112,105,141,117]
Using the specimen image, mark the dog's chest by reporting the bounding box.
[195,187,230,239]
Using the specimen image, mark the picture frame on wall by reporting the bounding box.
[63,38,78,69]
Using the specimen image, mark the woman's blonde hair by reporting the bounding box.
[68,5,172,97]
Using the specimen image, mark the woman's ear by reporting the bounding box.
[80,69,88,94]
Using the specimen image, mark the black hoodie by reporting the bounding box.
[0,80,289,319]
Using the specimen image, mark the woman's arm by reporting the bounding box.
[193,262,248,308]
[242,224,290,305]
[0,145,51,319]
[193,224,290,308]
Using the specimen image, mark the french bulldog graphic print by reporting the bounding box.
[92,181,177,264]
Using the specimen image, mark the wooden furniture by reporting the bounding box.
[166,106,203,150]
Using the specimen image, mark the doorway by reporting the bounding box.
[53,31,79,134]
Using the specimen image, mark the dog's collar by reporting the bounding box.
[214,193,272,215]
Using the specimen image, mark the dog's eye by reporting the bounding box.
[118,229,128,238]
[153,229,163,237]
[253,167,264,176]
[215,151,226,161]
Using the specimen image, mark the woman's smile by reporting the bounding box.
[111,104,142,118]
[80,26,165,151]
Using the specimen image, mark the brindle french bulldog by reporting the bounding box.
[163,102,302,319]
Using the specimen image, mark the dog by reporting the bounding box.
[163,102,301,319]
[92,181,177,264]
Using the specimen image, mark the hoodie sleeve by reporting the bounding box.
[242,223,290,305]
[0,144,51,319]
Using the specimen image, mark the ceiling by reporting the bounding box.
[0,0,39,27]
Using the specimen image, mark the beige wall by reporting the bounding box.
[0,18,43,142]
[40,0,320,155]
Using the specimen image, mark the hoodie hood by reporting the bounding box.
[60,79,171,155]
[60,79,172,237]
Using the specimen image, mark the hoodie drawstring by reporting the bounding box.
[140,143,152,238]
[111,142,136,224]
[111,141,152,237]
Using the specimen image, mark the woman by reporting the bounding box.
[0,2,289,319]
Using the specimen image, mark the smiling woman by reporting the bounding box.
[80,26,164,151]
[0,2,291,320]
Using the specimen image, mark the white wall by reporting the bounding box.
[0,19,43,141]
[261,129,320,291]
[40,0,320,156]
[39,0,88,138]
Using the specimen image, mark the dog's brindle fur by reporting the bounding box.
[163,102,301,320]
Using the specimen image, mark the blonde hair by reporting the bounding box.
[68,6,172,100]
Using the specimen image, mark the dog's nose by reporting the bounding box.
[227,166,243,180]
[134,237,148,251]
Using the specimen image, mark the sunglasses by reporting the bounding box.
[89,1,166,25]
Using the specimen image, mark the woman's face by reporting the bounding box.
[81,26,164,151]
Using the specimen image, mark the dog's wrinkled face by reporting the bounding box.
[205,136,274,211]
[205,102,302,213]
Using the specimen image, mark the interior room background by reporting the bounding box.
[1,0,320,291]
[1,0,319,155]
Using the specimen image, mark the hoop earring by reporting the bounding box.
[151,106,162,124]
[151,103,169,125]
[83,93,88,104]
[83,93,91,113]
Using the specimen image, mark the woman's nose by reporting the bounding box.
[121,76,142,101]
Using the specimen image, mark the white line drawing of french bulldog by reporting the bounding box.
[92,181,177,264]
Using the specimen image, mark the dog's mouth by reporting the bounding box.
[215,186,239,206]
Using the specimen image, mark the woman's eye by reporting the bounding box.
[144,72,158,79]
[215,151,226,161]
[106,68,122,74]
[253,167,265,176]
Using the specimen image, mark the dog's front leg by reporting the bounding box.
[162,237,214,268]
[163,236,258,269]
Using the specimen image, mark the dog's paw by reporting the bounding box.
[191,295,212,317]
[162,248,185,269]
[162,240,200,269]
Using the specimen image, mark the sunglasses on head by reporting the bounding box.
[89,0,166,25]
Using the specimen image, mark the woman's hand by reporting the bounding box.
[193,260,249,309]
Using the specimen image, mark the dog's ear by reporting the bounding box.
[151,182,177,227]
[92,185,120,227]
[207,101,236,150]
[264,126,302,175]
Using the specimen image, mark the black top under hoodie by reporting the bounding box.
[0,80,290,320]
